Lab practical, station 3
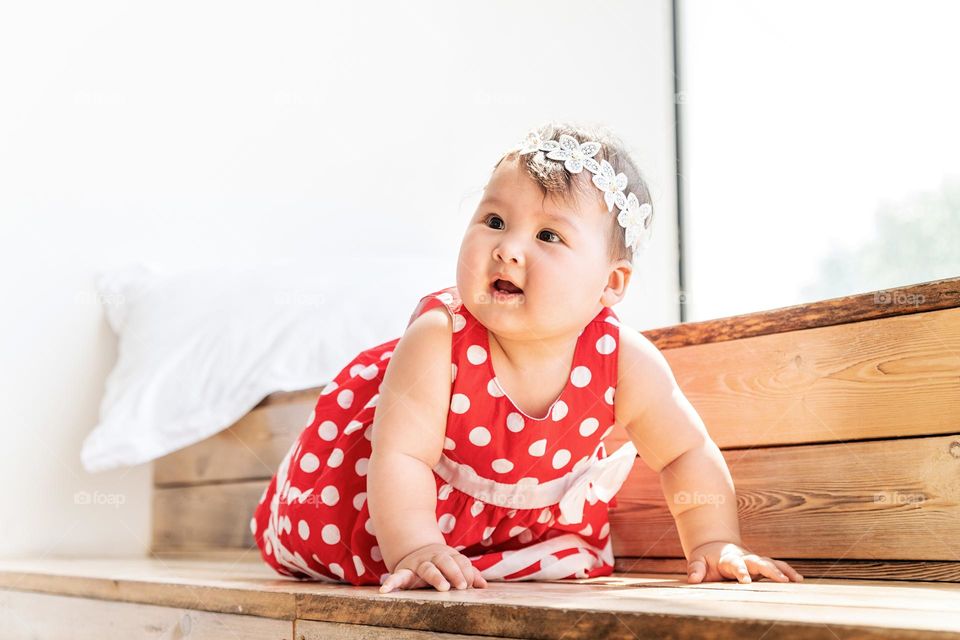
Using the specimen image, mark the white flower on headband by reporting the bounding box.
[617,192,653,252]
[592,160,629,212]
[542,134,602,174]
[517,131,545,155]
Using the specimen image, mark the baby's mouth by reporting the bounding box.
[492,279,523,295]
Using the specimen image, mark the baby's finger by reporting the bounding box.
[379,568,414,594]
[723,556,752,583]
[451,554,479,589]
[748,557,789,582]
[771,559,804,582]
[472,569,488,588]
[417,560,450,591]
[433,553,469,590]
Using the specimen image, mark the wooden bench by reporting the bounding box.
[2,276,959,638]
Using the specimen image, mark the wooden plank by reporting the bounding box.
[605,306,960,452]
[3,558,960,640]
[0,589,292,639]
[644,275,960,348]
[152,434,960,569]
[153,397,316,486]
[152,480,264,551]
[609,433,960,563]
[298,619,513,639]
[0,558,298,620]
[615,558,960,582]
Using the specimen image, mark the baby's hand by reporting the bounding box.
[686,541,804,584]
[379,543,488,593]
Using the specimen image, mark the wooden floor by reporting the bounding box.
[1,557,960,639]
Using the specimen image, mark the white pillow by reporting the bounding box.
[81,257,453,472]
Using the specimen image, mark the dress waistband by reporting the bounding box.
[431,440,638,525]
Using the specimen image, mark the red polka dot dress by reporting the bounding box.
[251,286,639,586]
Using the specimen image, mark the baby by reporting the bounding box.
[251,121,803,592]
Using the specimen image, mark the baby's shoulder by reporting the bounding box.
[615,324,676,426]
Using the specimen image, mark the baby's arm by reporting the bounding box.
[367,307,485,592]
[617,328,803,583]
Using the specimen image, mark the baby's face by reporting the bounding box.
[456,155,624,341]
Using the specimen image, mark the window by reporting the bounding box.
[677,0,960,321]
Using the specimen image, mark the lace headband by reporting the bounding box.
[513,131,653,254]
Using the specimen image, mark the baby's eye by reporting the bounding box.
[484,214,505,230]
[483,214,562,243]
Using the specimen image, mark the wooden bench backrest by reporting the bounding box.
[152,277,960,581]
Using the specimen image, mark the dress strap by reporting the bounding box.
[406,286,463,329]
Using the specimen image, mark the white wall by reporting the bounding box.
[0,0,678,557]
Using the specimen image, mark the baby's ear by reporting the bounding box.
[601,259,632,306]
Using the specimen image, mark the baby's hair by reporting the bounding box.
[492,120,654,265]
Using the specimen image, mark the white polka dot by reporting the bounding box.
[470,500,485,517]
[596,334,617,355]
[363,394,379,409]
[507,509,517,517]
[491,458,514,473]
[298,520,310,540]
[380,350,393,360]
[259,488,267,504]
[355,457,369,476]
[572,456,590,473]
[487,378,504,397]
[287,486,301,502]
[337,389,354,409]
[249,517,257,535]
[482,526,496,540]
[321,524,340,544]
[358,363,379,380]
[265,540,272,555]
[528,439,546,457]
[344,420,364,435]
[353,492,366,510]
[318,420,338,441]
[552,449,571,469]
[297,488,313,504]
[444,436,456,450]
[329,563,344,578]
[518,529,533,544]
[365,518,376,535]
[451,363,457,382]
[599,522,610,539]
[321,485,339,506]
[438,513,456,533]
[327,448,344,467]
[307,409,316,426]
[579,417,600,437]
[579,523,593,536]
[467,345,488,365]
[551,400,568,421]
[469,426,492,446]
[605,316,621,327]
[349,363,365,377]
[601,425,614,439]
[438,292,454,305]
[353,555,366,576]
[570,366,592,388]
[438,484,453,500]
[452,313,466,332]
[299,453,320,473]
[450,393,471,414]
[604,386,615,404]
[320,381,338,396]
[537,508,552,524]
[371,546,383,562]
[363,425,373,440]
[506,412,525,433]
